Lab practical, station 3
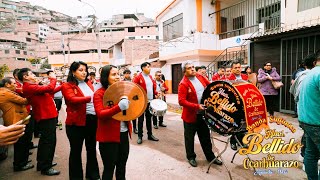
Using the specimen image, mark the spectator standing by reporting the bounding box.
[257,62,281,117]
[298,52,320,180]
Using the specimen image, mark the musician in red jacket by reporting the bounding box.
[178,61,222,168]
[226,61,248,151]
[93,65,132,180]
[226,61,248,81]
[211,67,225,81]
[133,62,159,144]
[18,68,59,176]
[61,61,100,180]
[153,70,169,128]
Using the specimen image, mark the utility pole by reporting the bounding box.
[94,15,102,68]
[67,38,71,66]
[61,32,66,65]
[78,0,101,67]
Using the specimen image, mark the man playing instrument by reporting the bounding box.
[133,62,159,144]
[178,61,222,167]
[18,68,60,176]
[153,71,168,129]
[226,61,248,151]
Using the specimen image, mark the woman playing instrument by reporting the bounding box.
[93,65,132,180]
[61,61,100,180]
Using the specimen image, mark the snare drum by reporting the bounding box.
[149,99,167,116]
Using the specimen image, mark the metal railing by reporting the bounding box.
[206,28,261,80]
[210,0,281,40]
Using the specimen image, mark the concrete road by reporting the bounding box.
[0,105,307,180]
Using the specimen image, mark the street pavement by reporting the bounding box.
[0,94,308,180]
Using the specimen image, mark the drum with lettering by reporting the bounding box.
[201,80,269,135]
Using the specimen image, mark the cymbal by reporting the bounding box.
[103,81,148,121]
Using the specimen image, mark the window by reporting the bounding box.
[26,37,31,42]
[27,32,31,35]
[128,27,135,32]
[163,13,183,42]
[298,0,320,12]
[23,51,27,55]
[5,50,9,54]
[233,16,244,30]
[15,50,20,54]
[128,37,135,40]
[221,17,227,33]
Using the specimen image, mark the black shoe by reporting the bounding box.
[37,162,58,171]
[241,144,249,148]
[154,125,158,129]
[34,134,41,138]
[230,143,237,151]
[212,159,223,165]
[29,144,38,149]
[188,159,197,167]
[41,168,60,176]
[159,123,167,127]
[133,129,138,134]
[14,163,34,172]
[137,137,142,144]
[148,135,159,141]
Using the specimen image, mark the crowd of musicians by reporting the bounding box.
[0,52,319,179]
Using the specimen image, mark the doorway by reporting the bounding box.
[172,64,183,94]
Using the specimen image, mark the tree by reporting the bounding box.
[28,58,41,64]
[0,64,10,79]
[40,59,51,69]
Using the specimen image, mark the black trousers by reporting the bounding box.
[36,118,57,171]
[264,95,277,116]
[26,112,35,147]
[66,115,100,180]
[132,119,137,130]
[54,98,63,124]
[153,115,164,126]
[13,121,32,167]
[99,132,129,180]
[183,114,215,161]
[138,103,153,138]
[230,132,246,145]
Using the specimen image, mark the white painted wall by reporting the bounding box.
[113,44,123,59]
[285,0,320,30]
[202,0,216,34]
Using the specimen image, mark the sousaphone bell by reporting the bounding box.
[103,81,148,121]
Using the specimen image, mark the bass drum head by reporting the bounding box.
[201,81,246,135]
[150,99,167,111]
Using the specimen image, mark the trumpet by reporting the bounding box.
[157,84,166,101]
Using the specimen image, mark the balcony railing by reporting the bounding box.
[210,0,281,39]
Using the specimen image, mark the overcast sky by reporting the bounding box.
[22,0,172,21]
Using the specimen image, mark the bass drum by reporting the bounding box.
[201,80,247,136]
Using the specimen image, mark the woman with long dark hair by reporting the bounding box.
[93,65,132,180]
[257,62,281,116]
[61,61,100,180]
